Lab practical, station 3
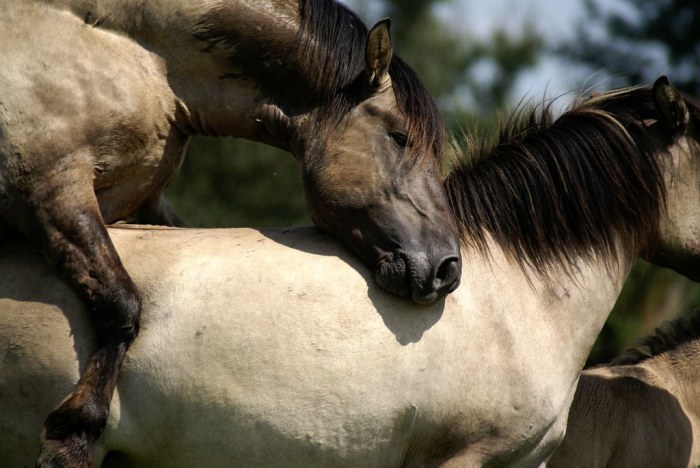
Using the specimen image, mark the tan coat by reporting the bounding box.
[549,324,700,468]
[0,225,650,467]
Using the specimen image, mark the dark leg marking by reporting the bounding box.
[18,196,142,468]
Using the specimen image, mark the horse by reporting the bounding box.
[0,1,461,465]
[548,308,700,468]
[1,76,697,466]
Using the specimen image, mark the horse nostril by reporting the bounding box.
[434,256,461,291]
[411,255,462,305]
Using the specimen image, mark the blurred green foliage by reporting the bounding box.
[167,138,309,227]
[561,0,700,95]
[164,0,699,363]
[589,260,700,364]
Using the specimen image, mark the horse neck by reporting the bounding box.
[648,136,700,280]
[45,0,300,49]
[44,0,304,141]
[458,236,632,381]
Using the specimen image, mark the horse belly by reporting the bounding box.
[105,320,563,468]
[102,320,470,465]
[0,229,601,467]
[96,264,559,467]
[88,233,475,466]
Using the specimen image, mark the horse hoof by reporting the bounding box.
[37,437,91,468]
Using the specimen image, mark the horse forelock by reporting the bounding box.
[445,86,684,276]
[611,308,700,366]
[388,56,446,167]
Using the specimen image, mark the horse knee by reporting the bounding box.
[94,284,142,346]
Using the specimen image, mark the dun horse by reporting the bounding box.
[548,308,700,468]
[0,1,460,466]
[1,77,698,466]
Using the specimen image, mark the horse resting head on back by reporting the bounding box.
[0,1,459,467]
[0,77,697,466]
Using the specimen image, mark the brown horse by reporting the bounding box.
[0,1,460,466]
[549,308,700,467]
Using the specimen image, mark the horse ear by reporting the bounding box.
[653,76,690,133]
[365,18,393,88]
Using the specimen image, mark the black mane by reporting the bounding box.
[194,0,444,163]
[444,86,690,274]
[612,308,700,366]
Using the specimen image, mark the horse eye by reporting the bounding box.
[390,132,408,148]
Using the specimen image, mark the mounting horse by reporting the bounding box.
[549,308,700,468]
[0,1,461,465]
[1,77,698,466]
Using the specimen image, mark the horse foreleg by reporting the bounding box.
[18,197,140,468]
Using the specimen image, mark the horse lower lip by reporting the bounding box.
[375,256,458,304]
[412,291,439,305]
[445,276,461,294]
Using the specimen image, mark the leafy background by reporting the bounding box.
[167,0,700,364]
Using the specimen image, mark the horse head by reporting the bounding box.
[189,4,461,304]
[644,76,700,282]
[284,20,461,304]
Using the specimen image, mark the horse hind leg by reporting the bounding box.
[14,193,141,467]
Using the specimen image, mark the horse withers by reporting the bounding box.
[0,1,459,466]
[1,77,698,466]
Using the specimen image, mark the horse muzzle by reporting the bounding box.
[374,251,461,305]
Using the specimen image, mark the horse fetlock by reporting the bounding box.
[40,404,103,468]
[37,435,93,468]
[39,410,104,468]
